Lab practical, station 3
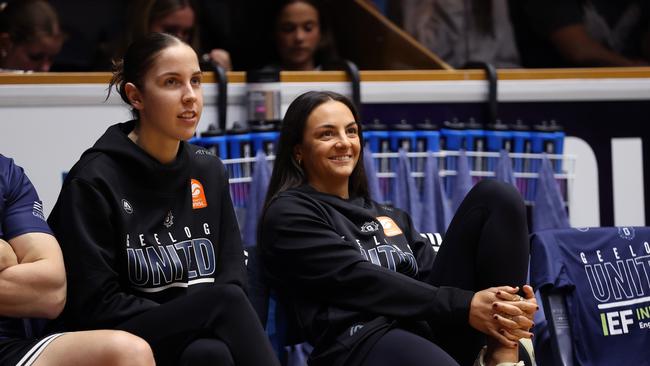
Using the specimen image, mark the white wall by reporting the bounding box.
[0,81,350,215]
[1,77,648,223]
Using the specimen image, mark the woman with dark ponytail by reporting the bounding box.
[49,32,279,366]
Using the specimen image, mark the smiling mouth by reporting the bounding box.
[329,155,353,161]
[178,111,197,119]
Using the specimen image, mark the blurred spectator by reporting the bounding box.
[401,0,520,68]
[271,0,338,70]
[0,0,64,72]
[511,0,650,67]
[195,0,234,66]
[48,0,125,71]
[121,0,232,70]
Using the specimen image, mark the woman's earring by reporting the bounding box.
[297,158,302,166]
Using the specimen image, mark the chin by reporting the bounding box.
[178,130,197,141]
[333,170,354,179]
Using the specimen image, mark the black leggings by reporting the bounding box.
[363,180,530,366]
[116,284,280,366]
[361,329,459,366]
[179,338,233,366]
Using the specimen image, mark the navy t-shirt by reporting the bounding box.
[0,155,53,339]
[531,227,650,365]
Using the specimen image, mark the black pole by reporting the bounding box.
[463,61,497,126]
[201,61,228,133]
[341,60,361,117]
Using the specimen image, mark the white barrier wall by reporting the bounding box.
[1,72,648,225]
[0,80,344,217]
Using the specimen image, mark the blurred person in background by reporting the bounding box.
[510,0,650,67]
[122,0,232,70]
[0,0,64,72]
[400,0,520,68]
[47,0,126,71]
[271,0,338,70]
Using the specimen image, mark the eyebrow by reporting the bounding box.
[157,70,202,78]
[315,122,358,129]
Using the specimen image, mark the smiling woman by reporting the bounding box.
[48,33,280,366]
[295,100,361,198]
[260,91,539,366]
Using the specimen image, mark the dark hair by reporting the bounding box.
[272,0,338,69]
[107,32,183,118]
[0,0,60,44]
[263,91,369,211]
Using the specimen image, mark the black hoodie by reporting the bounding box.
[48,121,246,330]
[260,185,474,366]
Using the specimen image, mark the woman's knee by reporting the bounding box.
[32,330,154,366]
[472,180,526,217]
[185,284,250,314]
[362,329,459,366]
[207,283,249,306]
[102,330,155,366]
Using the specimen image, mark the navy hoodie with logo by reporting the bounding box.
[260,185,474,366]
[48,121,246,330]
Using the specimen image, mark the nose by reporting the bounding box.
[335,133,352,149]
[182,83,197,103]
[294,29,305,42]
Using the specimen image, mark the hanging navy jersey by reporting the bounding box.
[531,227,650,366]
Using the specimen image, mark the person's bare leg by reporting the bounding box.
[32,330,155,366]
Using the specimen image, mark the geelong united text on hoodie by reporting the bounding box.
[260,185,474,366]
[48,121,246,330]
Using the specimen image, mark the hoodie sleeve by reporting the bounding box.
[212,165,247,290]
[48,178,158,330]
[399,210,438,285]
[260,195,474,327]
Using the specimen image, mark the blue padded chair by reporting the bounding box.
[246,245,311,366]
[538,288,575,366]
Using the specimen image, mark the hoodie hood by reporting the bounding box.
[80,120,190,192]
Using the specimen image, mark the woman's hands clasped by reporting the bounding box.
[468,285,538,347]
